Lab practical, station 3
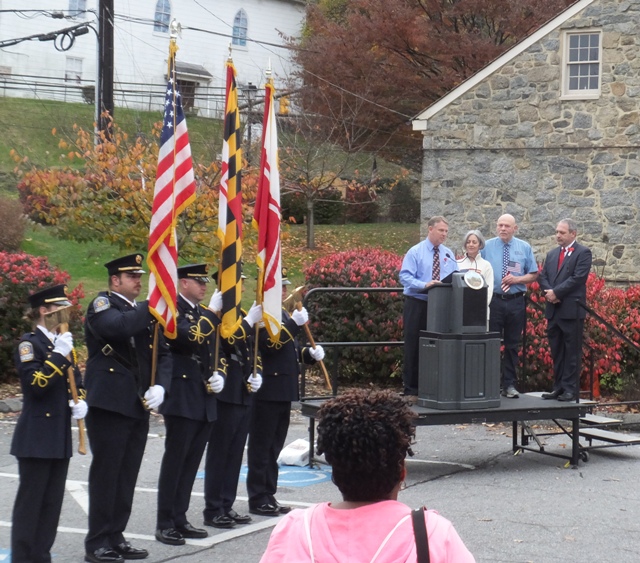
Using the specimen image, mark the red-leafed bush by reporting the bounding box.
[523,272,640,399]
[304,248,403,383]
[0,252,84,382]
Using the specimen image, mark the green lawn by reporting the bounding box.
[22,222,421,309]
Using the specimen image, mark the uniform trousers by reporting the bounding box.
[204,401,251,519]
[85,407,149,551]
[402,296,429,395]
[247,399,291,508]
[489,295,526,389]
[547,316,585,396]
[157,415,212,529]
[11,457,69,563]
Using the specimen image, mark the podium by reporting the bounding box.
[417,271,501,410]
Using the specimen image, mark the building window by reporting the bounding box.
[232,10,248,47]
[562,30,601,98]
[154,0,171,33]
[69,0,86,19]
[65,57,83,83]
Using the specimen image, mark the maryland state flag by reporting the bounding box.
[253,80,282,340]
[147,41,196,338]
[216,60,243,338]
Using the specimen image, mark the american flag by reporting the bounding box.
[253,80,282,340]
[147,46,196,338]
[216,60,243,339]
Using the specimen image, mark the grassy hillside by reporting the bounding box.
[22,222,421,308]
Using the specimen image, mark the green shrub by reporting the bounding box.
[304,248,403,383]
[0,252,84,382]
[0,197,27,251]
[389,179,419,223]
[281,188,344,225]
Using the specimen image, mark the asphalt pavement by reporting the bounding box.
[0,399,639,562]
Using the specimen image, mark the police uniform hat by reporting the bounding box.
[178,263,210,283]
[28,284,72,309]
[104,254,145,276]
[281,267,291,285]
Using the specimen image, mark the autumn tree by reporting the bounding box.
[279,113,388,249]
[14,119,258,263]
[290,0,577,169]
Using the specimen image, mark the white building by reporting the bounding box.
[0,0,305,117]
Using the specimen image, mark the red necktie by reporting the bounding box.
[558,247,567,268]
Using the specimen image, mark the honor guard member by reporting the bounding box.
[247,268,325,516]
[84,254,172,563]
[11,284,87,563]
[155,264,229,546]
[204,271,263,529]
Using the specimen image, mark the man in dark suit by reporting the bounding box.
[11,284,87,563]
[538,219,592,402]
[203,273,263,529]
[246,269,324,516]
[84,254,172,563]
[155,264,228,546]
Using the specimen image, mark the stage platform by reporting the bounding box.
[300,393,595,467]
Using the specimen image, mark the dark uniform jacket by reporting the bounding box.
[84,291,172,419]
[160,295,227,422]
[255,310,315,402]
[217,311,262,406]
[11,328,84,459]
[538,242,592,320]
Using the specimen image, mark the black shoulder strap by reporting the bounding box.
[411,507,430,563]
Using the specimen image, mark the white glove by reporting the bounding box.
[248,373,263,392]
[53,332,74,357]
[291,307,309,326]
[309,345,325,362]
[245,302,263,328]
[69,399,88,420]
[208,371,225,393]
[208,290,223,313]
[144,385,165,410]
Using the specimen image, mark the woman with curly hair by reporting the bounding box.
[260,389,475,562]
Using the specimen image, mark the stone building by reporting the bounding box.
[412,0,640,280]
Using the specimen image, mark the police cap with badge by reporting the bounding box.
[104,253,145,276]
[178,263,210,283]
[28,284,72,309]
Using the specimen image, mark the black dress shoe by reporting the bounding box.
[155,528,185,546]
[542,389,563,400]
[85,547,124,563]
[226,508,252,524]
[558,392,577,402]
[176,523,208,539]
[275,502,292,514]
[203,515,236,529]
[113,542,148,560]
[249,503,280,516]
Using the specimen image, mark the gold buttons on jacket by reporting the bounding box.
[109,368,114,372]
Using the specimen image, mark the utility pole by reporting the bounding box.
[98,0,114,139]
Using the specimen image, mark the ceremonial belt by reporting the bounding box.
[85,317,142,389]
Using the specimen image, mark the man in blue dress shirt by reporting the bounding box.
[399,216,458,402]
[481,214,538,398]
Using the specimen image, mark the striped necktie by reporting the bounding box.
[432,246,440,280]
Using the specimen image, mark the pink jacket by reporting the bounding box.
[260,500,475,563]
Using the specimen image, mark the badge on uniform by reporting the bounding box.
[93,296,111,312]
[19,341,34,363]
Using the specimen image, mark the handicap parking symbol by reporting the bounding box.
[197,465,332,488]
[238,465,332,487]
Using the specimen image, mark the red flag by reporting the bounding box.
[147,45,196,338]
[217,60,243,338]
[253,81,282,340]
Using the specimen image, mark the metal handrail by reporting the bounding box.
[300,286,403,400]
